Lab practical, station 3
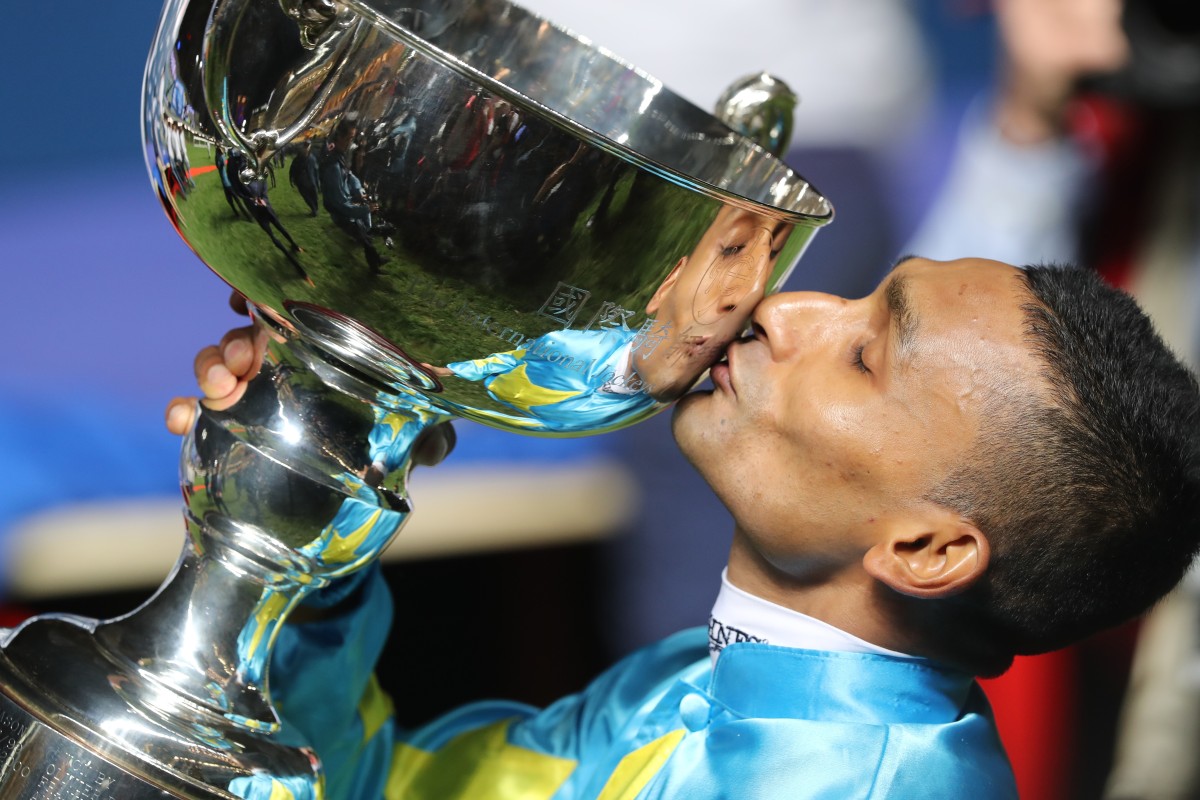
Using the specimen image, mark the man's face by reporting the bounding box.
[636,206,793,400]
[333,126,357,152]
[672,257,1046,578]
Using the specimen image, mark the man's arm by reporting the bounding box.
[268,565,399,800]
[442,350,524,382]
[319,158,371,222]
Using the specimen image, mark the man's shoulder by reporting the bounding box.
[600,627,710,685]
[652,662,1014,799]
[548,628,710,725]
[653,718,1014,799]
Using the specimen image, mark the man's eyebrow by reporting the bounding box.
[885,271,918,361]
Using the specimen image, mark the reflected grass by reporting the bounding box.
[173,144,730,432]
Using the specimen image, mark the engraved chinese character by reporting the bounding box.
[632,319,672,359]
[584,301,637,333]
[537,282,591,328]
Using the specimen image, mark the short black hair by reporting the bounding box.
[332,118,358,141]
[930,265,1200,675]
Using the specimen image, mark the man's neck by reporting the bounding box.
[709,569,914,661]
[724,529,920,658]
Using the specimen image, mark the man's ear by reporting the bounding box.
[646,257,686,315]
[861,514,989,599]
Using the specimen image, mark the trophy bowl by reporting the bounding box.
[0,0,831,797]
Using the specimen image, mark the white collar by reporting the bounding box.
[708,568,914,663]
[600,342,640,395]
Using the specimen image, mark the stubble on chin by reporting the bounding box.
[670,391,717,469]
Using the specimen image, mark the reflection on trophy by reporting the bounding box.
[0,0,830,796]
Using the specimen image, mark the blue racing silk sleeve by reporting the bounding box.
[269,564,397,800]
[445,350,523,381]
[265,567,711,800]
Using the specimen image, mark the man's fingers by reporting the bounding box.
[194,345,239,401]
[218,326,259,378]
[229,291,249,316]
[165,397,197,435]
[420,362,453,378]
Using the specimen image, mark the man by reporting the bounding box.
[904,4,1200,794]
[320,119,387,274]
[225,149,311,285]
[216,146,251,221]
[289,142,321,217]
[170,256,1200,799]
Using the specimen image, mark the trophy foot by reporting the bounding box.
[0,616,321,799]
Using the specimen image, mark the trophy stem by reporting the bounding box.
[0,337,445,797]
[100,330,442,730]
[92,523,315,734]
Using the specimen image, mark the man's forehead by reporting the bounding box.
[883,257,1035,372]
[884,257,1026,311]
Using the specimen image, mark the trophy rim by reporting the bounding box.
[344,0,834,227]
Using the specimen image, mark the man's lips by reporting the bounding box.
[711,336,752,395]
[711,358,734,395]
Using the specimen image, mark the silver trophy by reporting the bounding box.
[0,0,831,797]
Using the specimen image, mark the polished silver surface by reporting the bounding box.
[0,326,431,798]
[146,0,831,435]
[0,0,832,797]
[715,72,798,159]
[0,692,176,798]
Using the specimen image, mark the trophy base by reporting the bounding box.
[0,614,321,800]
[0,691,177,799]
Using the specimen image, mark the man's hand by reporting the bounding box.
[421,363,454,378]
[165,293,456,468]
[165,293,266,435]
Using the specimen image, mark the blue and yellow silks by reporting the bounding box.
[232,403,439,697]
[296,403,442,572]
[367,403,446,476]
[257,566,1017,799]
[226,775,322,800]
[446,329,657,431]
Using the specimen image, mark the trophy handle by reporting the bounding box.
[715,72,798,158]
[279,0,351,48]
[202,0,365,174]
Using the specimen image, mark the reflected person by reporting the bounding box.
[216,146,251,221]
[289,142,321,217]
[227,150,310,285]
[428,205,792,430]
[321,119,387,275]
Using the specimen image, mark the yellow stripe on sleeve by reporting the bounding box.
[358,673,395,744]
[385,719,575,800]
[595,729,686,800]
[267,778,296,800]
[486,364,581,411]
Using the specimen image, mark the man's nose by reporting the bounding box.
[745,226,777,265]
[752,291,852,358]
